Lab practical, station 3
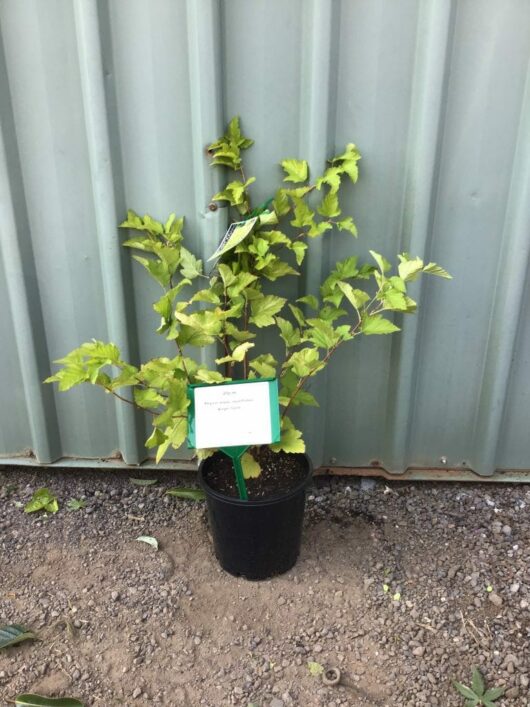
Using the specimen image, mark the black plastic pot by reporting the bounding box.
[198,454,312,581]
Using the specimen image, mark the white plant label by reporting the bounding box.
[193,381,273,449]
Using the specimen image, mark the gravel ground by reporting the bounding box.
[0,465,529,706]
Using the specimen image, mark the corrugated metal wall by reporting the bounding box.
[1,0,529,476]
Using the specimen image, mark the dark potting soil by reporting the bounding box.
[202,447,309,500]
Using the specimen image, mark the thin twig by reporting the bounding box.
[104,387,156,416]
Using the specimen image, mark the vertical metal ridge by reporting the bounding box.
[471,62,530,476]
[0,30,61,463]
[384,0,455,472]
[73,0,142,464]
[298,0,336,466]
[186,0,225,370]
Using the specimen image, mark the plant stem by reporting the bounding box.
[104,387,156,416]
[281,322,362,421]
[175,341,191,383]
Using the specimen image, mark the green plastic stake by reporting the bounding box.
[220,445,249,500]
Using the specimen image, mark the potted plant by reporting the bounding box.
[46,117,450,580]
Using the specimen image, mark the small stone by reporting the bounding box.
[502,525,512,535]
[111,591,120,602]
[278,596,286,606]
[520,675,529,688]
[505,687,519,699]
[269,700,284,707]
[412,646,425,657]
[314,644,323,653]
[510,583,520,593]
[488,592,503,607]
[132,687,142,699]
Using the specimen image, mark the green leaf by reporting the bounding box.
[361,314,400,336]
[174,310,223,338]
[336,216,358,237]
[260,259,299,281]
[257,209,278,226]
[380,288,409,312]
[227,272,258,297]
[133,388,165,410]
[176,325,215,347]
[370,250,391,274]
[453,682,479,701]
[212,178,255,206]
[471,669,485,697]
[308,661,324,677]
[290,198,314,229]
[288,304,306,328]
[389,276,406,292]
[317,190,340,218]
[248,354,277,378]
[250,295,286,327]
[337,282,369,311]
[15,697,84,707]
[194,369,228,384]
[215,342,255,365]
[241,452,261,479]
[145,428,167,449]
[66,498,86,511]
[179,247,202,279]
[423,262,452,279]
[285,348,322,377]
[307,220,333,238]
[136,535,159,550]
[276,317,301,348]
[482,686,505,701]
[316,166,342,192]
[129,478,158,486]
[281,158,308,183]
[279,371,319,408]
[398,254,424,281]
[132,255,171,287]
[166,488,206,501]
[270,417,305,454]
[0,625,36,650]
[297,295,319,310]
[290,241,307,265]
[24,488,59,515]
[190,288,221,305]
[273,188,290,216]
[303,319,340,349]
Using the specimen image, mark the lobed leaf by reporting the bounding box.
[281,158,308,183]
[241,452,261,479]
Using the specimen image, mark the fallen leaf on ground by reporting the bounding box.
[166,488,205,501]
[0,624,36,650]
[136,535,159,550]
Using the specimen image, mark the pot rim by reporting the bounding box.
[198,451,313,507]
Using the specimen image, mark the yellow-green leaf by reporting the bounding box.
[241,452,261,479]
[281,158,308,183]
